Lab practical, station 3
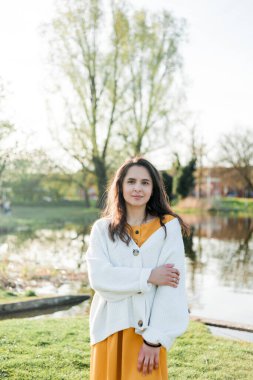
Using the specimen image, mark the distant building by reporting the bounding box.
[194,166,253,198]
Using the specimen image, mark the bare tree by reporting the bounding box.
[218,128,253,194]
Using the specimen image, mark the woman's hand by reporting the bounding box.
[148,263,180,287]
[137,343,160,375]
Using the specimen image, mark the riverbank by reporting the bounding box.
[175,196,253,215]
[1,296,253,343]
[0,294,89,316]
[0,316,252,379]
[0,204,99,234]
[1,198,252,235]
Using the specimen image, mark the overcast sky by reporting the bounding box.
[0,0,252,167]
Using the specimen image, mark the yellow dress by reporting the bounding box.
[90,215,174,380]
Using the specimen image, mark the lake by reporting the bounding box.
[0,213,252,326]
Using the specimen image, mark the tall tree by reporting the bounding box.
[119,10,185,156]
[45,0,126,204]
[218,128,253,194]
[177,158,196,198]
[44,0,185,204]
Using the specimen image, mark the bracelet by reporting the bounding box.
[143,339,161,348]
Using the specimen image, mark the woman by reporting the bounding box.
[86,157,189,379]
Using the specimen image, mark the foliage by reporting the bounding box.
[117,9,186,156]
[0,317,253,379]
[44,0,186,203]
[44,0,126,201]
[210,197,253,214]
[176,158,197,198]
[4,152,91,203]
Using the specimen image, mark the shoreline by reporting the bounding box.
[0,294,253,340]
[0,294,90,316]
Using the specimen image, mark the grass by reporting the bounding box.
[175,197,253,216]
[211,197,253,214]
[0,317,252,380]
[0,287,91,304]
[0,316,90,380]
[0,291,63,304]
[0,205,99,233]
[0,287,38,304]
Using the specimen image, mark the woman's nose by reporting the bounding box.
[133,183,141,191]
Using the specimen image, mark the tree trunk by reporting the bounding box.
[83,187,91,208]
[93,156,108,209]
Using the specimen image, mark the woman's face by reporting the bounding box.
[122,165,153,208]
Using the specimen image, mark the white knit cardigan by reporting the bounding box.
[86,216,189,350]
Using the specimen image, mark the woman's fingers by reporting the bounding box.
[167,267,180,276]
[137,352,144,372]
[166,275,180,287]
[166,281,177,287]
[154,353,159,370]
[165,264,180,275]
[165,263,174,267]
[142,358,149,375]
[166,273,180,281]
[148,359,154,374]
[137,345,161,375]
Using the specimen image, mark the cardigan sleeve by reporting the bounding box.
[141,218,189,350]
[86,220,154,301]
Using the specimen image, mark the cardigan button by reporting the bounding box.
[138,320,143,327]
[133,249,139,256]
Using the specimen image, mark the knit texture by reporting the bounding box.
[86,216,189,349]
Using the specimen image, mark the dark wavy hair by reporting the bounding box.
[102,156,189,244]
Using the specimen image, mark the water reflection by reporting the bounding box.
[182,214,253,325]
[0,225,91,297]
[0,215,252,325]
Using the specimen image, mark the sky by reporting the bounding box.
[0,0,253,168]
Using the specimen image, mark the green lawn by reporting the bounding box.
[0,317,252,379]
[175,197,253,216]
[0,288,38,304]
[0,205,99,233]
[211,197,253,214]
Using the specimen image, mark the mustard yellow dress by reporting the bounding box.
[90,215,174,380]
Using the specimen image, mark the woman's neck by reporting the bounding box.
[126,206,147,225]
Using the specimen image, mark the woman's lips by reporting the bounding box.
[132,195,142,199]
